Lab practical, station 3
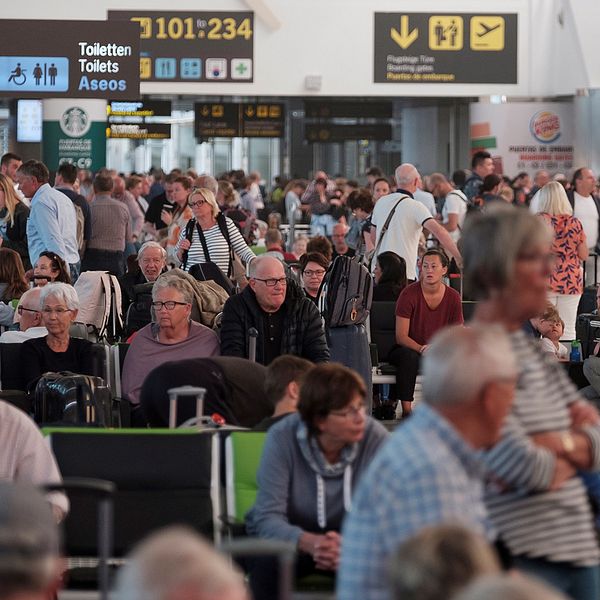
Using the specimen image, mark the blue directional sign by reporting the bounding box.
[0,56,69,92]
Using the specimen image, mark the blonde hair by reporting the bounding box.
[189,187,219,218]
[536,181,573,216]
[0,173,23,226]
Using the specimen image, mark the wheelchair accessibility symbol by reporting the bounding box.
[8,63,26,85]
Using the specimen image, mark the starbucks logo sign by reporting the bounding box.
[60,106,91,137]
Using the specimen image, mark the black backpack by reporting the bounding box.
[33,371,113,427]
[124,282,154,336]
[318,255,373,328]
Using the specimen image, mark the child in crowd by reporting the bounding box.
[540,316,570,361]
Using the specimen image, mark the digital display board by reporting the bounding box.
[108,11,254,83]
[17,99,43,142]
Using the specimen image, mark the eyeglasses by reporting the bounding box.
[42,307,72,315]
[151,301,189,311]
[252,277,287,287]
[329,404,367,420]
[17,306,39,315]
[303,269,326,277]
[188,199,206,208]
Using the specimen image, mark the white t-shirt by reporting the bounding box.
[573,191,599,249]
[0,326,48,343]
[414,189,437,217]
[442,190,468,243]
[371,193,433,280]
[541,337,570,360]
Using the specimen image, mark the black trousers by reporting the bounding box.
[82,248,125,277]
[388,345,421,401]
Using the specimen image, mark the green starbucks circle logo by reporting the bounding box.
[60,106,90,137]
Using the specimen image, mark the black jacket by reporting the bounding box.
[1,201,30,269]
[220,280,330,365]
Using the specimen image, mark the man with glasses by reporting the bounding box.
[0,287,47,343]
[220,255,329,365]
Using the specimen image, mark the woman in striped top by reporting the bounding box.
[462,205,600,600]
[161,176,193,265]
[176,187,255,277]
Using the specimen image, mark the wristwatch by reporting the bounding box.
[561,432,576,454]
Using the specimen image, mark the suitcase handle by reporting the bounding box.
[167,385,207,429]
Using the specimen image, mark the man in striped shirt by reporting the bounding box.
[462,206,600,600]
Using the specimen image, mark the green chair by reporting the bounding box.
[224,431,267,524]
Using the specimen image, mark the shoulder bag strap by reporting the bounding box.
[181,218,196,271]
[372,195,407,260]
[216,213,234,278]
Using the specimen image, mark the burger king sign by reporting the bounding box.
[530,110,561,144]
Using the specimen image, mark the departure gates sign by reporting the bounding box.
[0,20,139,98]
[108,11,254,83]
[374,13,518,84]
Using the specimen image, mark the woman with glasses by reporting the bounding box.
[299,252,328,304]
[0,247,28,326]
[176,187,255,279]
[31,251,71,288]
[246,363,388,599]
[121,272,220,426]
[21,282,95,387]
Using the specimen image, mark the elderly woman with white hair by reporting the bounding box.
[462,205,600,600]
[536,180,588,340]
[121,272,220,425]
[176,187,255,278]
[21,282,95,386]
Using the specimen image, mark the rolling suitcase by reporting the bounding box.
[327,324,373,412]
[579,254,599,315]
[576,313,600,359]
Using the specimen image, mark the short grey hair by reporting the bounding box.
[422,324,516,408]
[395,163,419,187]
[248,255,285,279]
[152,272,194,305]
[389,525,500,600]
[461,204,552,300]
[40,282,79,310]
[455,574,569,600]
[113,526,246,600]
[193,174,218,195]
[138,241,167,262]
[19,286,42,310]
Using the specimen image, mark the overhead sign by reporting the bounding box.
[108,11,254,83]
[17,100,43,143]
[470,102,574,175]
[305,124,392,143]
[107,122,171,139]
[194,102,285,139]
[107,99,171,117]
[304,100,393,119]
[0,20,139,98]
[374,13,517,84]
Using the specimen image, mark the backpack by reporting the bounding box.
[124,282,154,336]
[74,271,123,341]
[74,203,85,254]
[318,255,373,328]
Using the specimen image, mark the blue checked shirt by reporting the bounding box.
[337,403,492,600]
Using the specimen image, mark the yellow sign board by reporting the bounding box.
[139,57,151,79]
[428,16,463,50]
[470,16,505,51]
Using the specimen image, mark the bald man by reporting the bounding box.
[370,163,461,281]
[0,287,47,343]
[220,255,329,365]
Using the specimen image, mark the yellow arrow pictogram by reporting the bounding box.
[390,15,418,49]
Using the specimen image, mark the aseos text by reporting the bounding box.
[77,41,132,92]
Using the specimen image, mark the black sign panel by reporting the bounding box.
[0,20,139,98]
[241,103,285,137]
[304,100,393,119]
[194,102,285,139]
[305,124,393,143]
[107,122,171,139]
[108,11,254,83]
[374,13,517,84]
[195,103,241,138]
[107,99,171,117]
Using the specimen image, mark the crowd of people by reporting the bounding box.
[3,149,600,600]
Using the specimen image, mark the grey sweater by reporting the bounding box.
[245,412,388,544]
